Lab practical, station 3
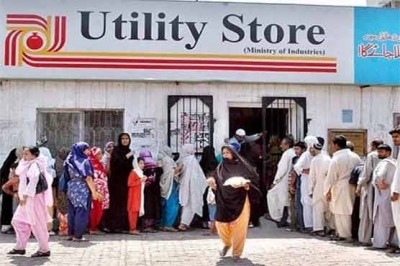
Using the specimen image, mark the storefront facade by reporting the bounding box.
[0,0,399,160]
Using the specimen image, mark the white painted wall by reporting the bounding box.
[0,80,397,160]
[367,0,398,6]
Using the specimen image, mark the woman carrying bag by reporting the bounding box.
[207,145,261,262]
[8,146,53,257]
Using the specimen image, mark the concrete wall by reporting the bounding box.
[0,80,397,160]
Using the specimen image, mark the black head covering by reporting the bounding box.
[0,148,18,226]
[104,133,133,231]
[215,145,261,223]
[0,148,17,185]
[117,133,131,148]
[114,133,131,156]
[199,146,218,176]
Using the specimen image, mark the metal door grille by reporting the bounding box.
[262,97,307,189]
[168,96,213,155]
[262,97,307,141]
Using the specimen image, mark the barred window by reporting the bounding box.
[168,96,213,155]
[37,109,124,156]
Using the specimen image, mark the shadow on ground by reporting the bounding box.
[0,219,328,243]
[7,255,50,266]
[216,257,265,266]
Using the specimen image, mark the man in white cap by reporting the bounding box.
[229,128,261,152]
[294,135,319,232]
[309,140,331,236]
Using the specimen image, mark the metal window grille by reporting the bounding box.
[168,95,213,155]
[37,109,124,156]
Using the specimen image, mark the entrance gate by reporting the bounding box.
[261,97,307,188]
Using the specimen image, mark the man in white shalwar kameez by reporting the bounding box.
[356,139,383,245]
[309,142,331,235]
[267,137,295,225]
[325,135,361,242]
[294,136,319,230]
[371,144,396,249]
[389,126,400,253]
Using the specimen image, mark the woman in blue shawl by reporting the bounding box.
[64,142,101,241]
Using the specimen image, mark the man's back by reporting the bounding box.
[332,149,361,182]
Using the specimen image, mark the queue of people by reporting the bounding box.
[267,127,400,254]
[3,126,400,261]
[0,132,263,261]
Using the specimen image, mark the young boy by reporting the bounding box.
[206,186,217,235]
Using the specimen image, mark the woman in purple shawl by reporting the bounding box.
[64,142,101,241]
[140,150,162,232]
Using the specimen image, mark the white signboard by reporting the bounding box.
[130,118,158,156]
[0,0,354,83]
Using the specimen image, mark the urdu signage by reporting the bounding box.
[0,0,398,85]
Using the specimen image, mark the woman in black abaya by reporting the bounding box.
[1,148,18,233]
[103,133,134,233]
[207,145,261,262]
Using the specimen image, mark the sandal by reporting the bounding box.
[89,230,106,235]
[387,248,400,254]
[4,228,15,234]
[129,230,140,235]
[219,246,230,257]
[7,249,26,255]
[164,227,178,232]
[142,228,156,233]
[72,237,89,242]
[178,224,189,231]
[31,251,51,258]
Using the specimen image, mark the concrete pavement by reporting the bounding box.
[0,219,399,266]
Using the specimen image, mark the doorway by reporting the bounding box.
[228,98,307,208]
[261,97,307,190]
[228,107,288,139]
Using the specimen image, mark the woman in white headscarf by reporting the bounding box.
[127,157,147,235]
[8,146,53,257]
[158,146,181,232]
[178,144,207,231]
[38,147,56,179]
[38,147,56,235]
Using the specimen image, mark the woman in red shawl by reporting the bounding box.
[88,147,110,234]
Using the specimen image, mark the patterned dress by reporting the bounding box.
[93,170,110,210]
[67,166,89,209]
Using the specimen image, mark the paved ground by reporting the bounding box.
[0,219,399,266]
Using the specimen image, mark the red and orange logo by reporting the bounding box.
[5,14,66,66]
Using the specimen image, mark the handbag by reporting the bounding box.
[58,171,69,193]
[349,163,363,185]
[27,163,48,194]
